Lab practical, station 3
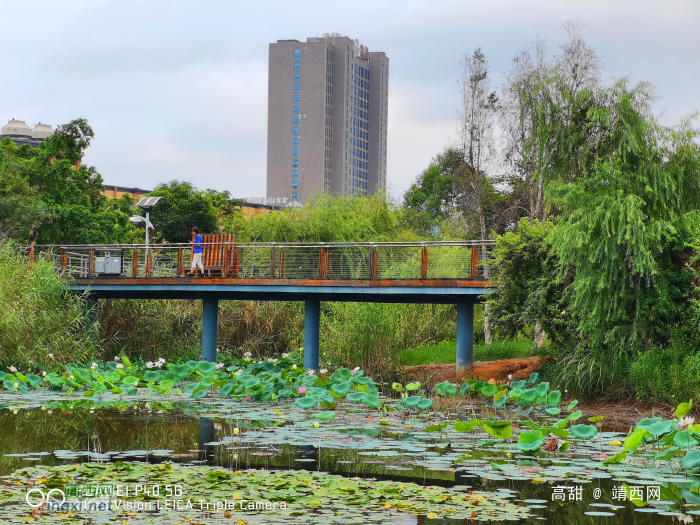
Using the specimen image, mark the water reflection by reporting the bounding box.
[0,407,693,524]
[198,417,215,462]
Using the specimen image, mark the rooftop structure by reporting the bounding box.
[0,119,55,148]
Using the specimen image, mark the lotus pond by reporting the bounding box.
[2,356,700,523]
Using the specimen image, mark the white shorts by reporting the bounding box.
[191,252,203,269]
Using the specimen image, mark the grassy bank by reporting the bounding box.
[399,338,537,366]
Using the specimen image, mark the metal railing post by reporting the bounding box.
[132,249,139,278]
[270,244,276,278]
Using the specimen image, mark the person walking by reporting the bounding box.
[190,227,204,277]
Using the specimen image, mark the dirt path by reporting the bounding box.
[404,355,553,384]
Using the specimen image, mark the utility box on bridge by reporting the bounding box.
[94,250,123,276]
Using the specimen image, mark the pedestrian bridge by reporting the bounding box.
[23,241,493,375]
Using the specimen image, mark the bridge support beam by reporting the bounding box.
[202,297,219,362]
[456,298,475,378]
[303,299,320,370]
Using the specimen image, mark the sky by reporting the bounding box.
[1,0,698,201]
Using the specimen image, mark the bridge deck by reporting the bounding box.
[70,277,490,302]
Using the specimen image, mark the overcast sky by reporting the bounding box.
[1,0,698,200]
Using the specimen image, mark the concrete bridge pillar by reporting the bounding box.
[456,298,475,378]
[303,298,320,370]
[202,297,219,362]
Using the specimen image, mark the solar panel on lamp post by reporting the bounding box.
[132,197,163,247]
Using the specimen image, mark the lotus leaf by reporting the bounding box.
[674,430,699,448]
[480,384,498,397]
[681,450,700,470]
[330,382,352,395]
[570,424,598,440]
[435,381,458,396]
[311,411,337,421]
[484,421,513,440]
[517,430,544,451]
[677,400,693,419]
[547,390,561,405]
[294,396,318,410]
[519,389,537,406]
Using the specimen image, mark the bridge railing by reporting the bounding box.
[20,241,494,281]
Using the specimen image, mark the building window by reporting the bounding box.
[293,95,299,103]
[294,49,300,60]
[293,127,299,135]
[292,192,298,200]
[292,180,298,189]
[293,106,299,114]
[293,116,299,125]
[294,85,299,93]
[293,149,298,157]
[294,73,300,82]
[292,170,298,178]
[293,138,298,146]
[294,63,300,71]
[293,159,298,167]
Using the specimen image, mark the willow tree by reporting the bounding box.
[531,71,700,393]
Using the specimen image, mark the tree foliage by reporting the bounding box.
[234,193,399,243]
[145,181,227,243]
[0,120,136,244]
[488,31,700,395]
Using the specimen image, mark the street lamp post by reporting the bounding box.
[130,196,163,274]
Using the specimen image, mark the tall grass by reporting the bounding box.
[630,346,700,404]
[0,242,96,368]
[99,299,464,380]
[320,303,462,376]
[99,299,304,362]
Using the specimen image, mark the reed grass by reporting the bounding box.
[0,242,96,368]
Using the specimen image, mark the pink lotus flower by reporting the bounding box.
[245,395,251,400]
[350,370,356,375]
[298,386,307,394]
[65,371,69,376]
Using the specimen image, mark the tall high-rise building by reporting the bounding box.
[267,34,389,204]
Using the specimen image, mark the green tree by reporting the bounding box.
[403,149,461,225]
[0,120,136,244]
[145,181,219,243]
[513,70,700,394]
[0,143,47,239]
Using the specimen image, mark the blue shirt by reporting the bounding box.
[193,234,203,254]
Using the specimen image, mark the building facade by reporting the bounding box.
[0,119,54,148]
[267,34,389,204]
[102,185,151,200]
